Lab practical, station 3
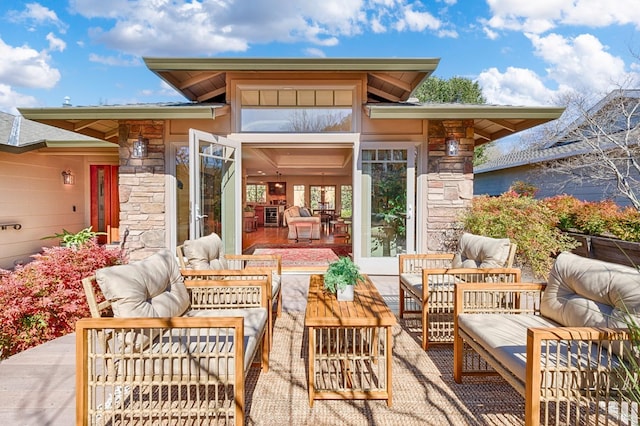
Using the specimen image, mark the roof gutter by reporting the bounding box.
[19,105,221,121]
[366,104,566,120]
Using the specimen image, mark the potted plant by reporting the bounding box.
[323,256,365,301]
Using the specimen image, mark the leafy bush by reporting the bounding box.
[543,195,640,242]
[461,192,579,278]
[42,226,106,248]
[0,241,125,359]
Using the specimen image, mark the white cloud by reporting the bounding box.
[396,6,441,32]
[0,84,39,115]
[46,32,66,52]
[88,53,141,67]
[485,0,640,33]
[304,47,326,57]
[0,38,61,89]
[527,32,639,94]
[68,0,457,56]
[8,3,68,33]
[477,66,558,105]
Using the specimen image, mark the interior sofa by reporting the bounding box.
[454,251,640,426]
[77,249,270,425]
[282,206,321,240]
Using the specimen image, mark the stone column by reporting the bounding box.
[424,119,474,252]
[118,120,166,260]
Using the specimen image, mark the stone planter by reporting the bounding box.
[336,285,354,302]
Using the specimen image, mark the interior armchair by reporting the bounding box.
[282,206,321,240]
[398,233,519,350]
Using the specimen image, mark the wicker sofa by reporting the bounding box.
[454,252,640,426]
[399,233,518,349]
[77,249,270,425]
[282,206,321,240]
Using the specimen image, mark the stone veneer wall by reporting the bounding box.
[118,121,166,261]
[425,119,474,252]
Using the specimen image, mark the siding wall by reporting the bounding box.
[474,164,635,207]
[0,150,116,269]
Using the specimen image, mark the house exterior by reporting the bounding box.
[474,90,640,208]
[0,112,118,269]
[17,58,563,274]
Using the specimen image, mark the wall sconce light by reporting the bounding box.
[61,169,75,185]
[446,134,460,156]
[132,133,148,158]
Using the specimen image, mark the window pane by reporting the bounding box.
[340,185,352,218]
[294,185,305,207]
[241,108,352,132]
[246,184,266,203]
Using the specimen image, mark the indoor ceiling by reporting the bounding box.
[243,145,353,177]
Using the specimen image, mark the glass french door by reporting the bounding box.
[355,143,415,274]
[188,129,242,254]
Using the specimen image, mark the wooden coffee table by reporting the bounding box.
[304,274,396,406]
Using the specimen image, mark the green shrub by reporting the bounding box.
[462,192,579,279]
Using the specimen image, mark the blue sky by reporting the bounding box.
[1,0,639,117]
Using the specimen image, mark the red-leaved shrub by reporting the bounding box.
[0,241,125,359]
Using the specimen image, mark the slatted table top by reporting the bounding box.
[305,274,396,327]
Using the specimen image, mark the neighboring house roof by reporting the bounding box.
[19,58,564,145]
[474,140,594,173]
[475,90,640,174]
[0,111,112,153]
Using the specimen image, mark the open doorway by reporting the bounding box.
[241,143,354,255]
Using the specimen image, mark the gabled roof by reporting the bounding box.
[0,111,111,153]
[143,57,440,103]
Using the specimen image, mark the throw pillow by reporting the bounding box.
[299,207,311,217]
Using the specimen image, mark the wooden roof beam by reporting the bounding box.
[196,86,226,102]
[367,86,401,102]
[487,118,517,132]
[369,72,412,92]
[179,72,223,90]
[73,119,100,131]
[473,128,492,141]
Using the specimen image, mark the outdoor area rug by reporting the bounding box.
[253,248,339,272]
[244,312,525,425]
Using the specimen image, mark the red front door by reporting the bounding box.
[90,165,119,244]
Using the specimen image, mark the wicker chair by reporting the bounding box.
[399,233,519,350]
[176,232,282,349]
[77,249,270,425]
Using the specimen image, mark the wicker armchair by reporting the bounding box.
[399,233,518,350]
[77,249,270,425]
[176,233,282,350]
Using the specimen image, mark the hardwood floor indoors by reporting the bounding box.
[242,222,352,256]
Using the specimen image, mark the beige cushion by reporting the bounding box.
[183,232,228,270]
[452,233,512,268]
[96,249,190,352]
[540,252,640,329]
[97,249,189,319]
